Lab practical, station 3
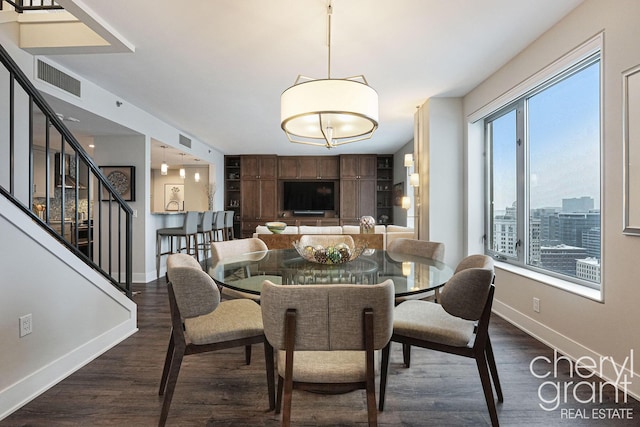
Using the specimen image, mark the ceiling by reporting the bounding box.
[37,0,582,163]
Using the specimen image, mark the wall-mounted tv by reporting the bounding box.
[283,181,336,213]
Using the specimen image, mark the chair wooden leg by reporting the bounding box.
[475,351,500,427]
[156,233,162,279]
[402,343,411,368]
[264,340,276,411]
[486,335,503,402]
[282,311,296,427]
[363,311,377,427]
[275,375,283,414]
[245,344,252,365]
[379,343,391,411]
[158,342,186,427]
[158,331,175,396]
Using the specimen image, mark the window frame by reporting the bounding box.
[482,46,602,291]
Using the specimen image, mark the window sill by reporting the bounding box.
[494,261,603,302]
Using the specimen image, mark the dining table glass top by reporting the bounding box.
[208,248,454,297]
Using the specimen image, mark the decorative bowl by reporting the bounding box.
[265,221,287,234]
[293,240,367,265]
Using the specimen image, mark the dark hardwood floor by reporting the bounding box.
[3,278,639,426]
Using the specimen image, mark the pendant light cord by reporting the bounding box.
[327,2,332,79]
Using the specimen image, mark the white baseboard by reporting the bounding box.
[493,298,640,401]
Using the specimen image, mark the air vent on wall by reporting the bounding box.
[36,59,81,97]
[179,134,192,149]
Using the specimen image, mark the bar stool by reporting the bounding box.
[197,211,214,267]
[156,211,199,279]
[212,211,225,241]
[224,210,235,240]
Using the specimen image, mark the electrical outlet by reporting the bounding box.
[19,314,33,337]
[133,209,138,218]
[533,297,540,313]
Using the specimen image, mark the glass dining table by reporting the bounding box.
[207,248,454,298]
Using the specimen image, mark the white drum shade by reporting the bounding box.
[281,78,378,147]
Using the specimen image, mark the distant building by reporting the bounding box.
[562,196,594,213]
[540,245,588,277]
[576,257,601,283]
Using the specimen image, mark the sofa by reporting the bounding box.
[253,224,415,250]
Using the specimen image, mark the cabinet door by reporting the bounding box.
[241,156,259,178]
[340,155,359,179]
[340,179,358,219]
[357,179,377,218]
[278,157,300,179]
[318,156,339,179]
[241,179,260,219]
[259,179,277,219]
[358,155,378,179]
[258,156,277,179]
[298,157,319,179]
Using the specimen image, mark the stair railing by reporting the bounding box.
[0,42,133,298]
[1,1,63,12]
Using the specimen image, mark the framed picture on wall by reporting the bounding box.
[164,184,185,211]
[100,166,135,201]
[393,182,404,206]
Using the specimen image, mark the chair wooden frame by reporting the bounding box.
[278,307,381,426]
[157,282,275,426]
[379,283,503,427]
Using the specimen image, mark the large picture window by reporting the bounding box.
[485,53,601,288]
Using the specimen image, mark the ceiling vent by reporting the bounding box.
[179,134,192,149]
[36,59,81,97]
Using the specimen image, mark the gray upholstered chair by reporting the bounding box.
[386,238,445,262]
[379,258,502,427]
[261,279,394,427]
[224,210,235,240]
[196,210,214,267]
[156,210,199,279]
[210,237,273,301]
[158,257,275,426]
[212,210,225,242]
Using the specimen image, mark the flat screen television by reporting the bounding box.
[283,181,335,213]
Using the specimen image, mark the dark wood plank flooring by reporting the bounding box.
[3,278,639,426]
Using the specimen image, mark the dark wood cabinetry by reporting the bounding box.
[376,155,394,225]
[226,154,393,236]
[278,156,339,179]
[339,154,377,179]
[241,155,277,179]
[339,155,377,225]
[240,155,277,237]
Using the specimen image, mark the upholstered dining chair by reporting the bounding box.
[261,279,394,427]
[158,255,275,427]
[210,237,272,301]
[379,258,502,427]
[386,238,445,262]
[156,210,199,279]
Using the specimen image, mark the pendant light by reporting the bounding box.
[280,1,378,149]
[179,153,186,179]
[160,145,168,175]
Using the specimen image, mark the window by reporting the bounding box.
[485,53,601,288]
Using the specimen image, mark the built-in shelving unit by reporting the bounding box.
[376,155,393,225]
[224,156,241,238]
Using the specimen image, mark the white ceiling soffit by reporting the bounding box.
[19,0,134,55]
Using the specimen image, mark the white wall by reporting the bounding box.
[463,0,640,397]
[0,196,137,419]
[416,98,464,267]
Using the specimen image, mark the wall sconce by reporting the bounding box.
[410,173,420,187]
[401,196,411,210]
[404,153,414,168]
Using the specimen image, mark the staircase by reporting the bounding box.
[0,42,133,297]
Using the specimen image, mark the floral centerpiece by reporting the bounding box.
[359,215,376,234]
[293,235,366,265]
